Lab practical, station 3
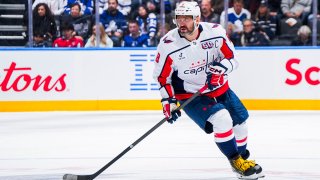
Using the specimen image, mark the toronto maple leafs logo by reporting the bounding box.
[163,36,173,43]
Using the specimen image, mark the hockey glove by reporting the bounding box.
[206,61,228,90]
[161,98,181,123]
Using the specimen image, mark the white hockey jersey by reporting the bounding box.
[153,22,238,100]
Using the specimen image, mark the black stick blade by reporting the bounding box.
[63,174,93,180]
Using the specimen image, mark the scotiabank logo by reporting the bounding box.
[0,62,67,92]
[285,58,320,85]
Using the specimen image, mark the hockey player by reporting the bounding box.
[153,1,264,179]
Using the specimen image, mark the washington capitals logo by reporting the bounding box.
[163,36,173,43]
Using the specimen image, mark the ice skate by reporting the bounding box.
[242,150,265,178]
[229,155,258,180]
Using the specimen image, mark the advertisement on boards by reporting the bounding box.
[0,48,319,110]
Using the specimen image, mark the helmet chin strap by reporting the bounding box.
[188,18,199,35]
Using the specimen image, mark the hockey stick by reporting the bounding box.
[63,85,208,180]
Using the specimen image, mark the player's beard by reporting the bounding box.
[178,24,195,36]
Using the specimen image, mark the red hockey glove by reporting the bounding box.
[161,98,181,123]
[206,61,228,90]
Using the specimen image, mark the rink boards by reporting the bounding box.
[0,47,319,111]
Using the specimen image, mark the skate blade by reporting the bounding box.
[257,172,265,178]
[239,173,265,179]
[236,173,258,180]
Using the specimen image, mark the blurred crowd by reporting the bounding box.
[1,0,320,47]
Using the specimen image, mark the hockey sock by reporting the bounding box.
[238,144,247,157]
[208,109,239,159]
[214,130,239,159]
[233,122,248,157]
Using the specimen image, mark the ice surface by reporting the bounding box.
[0,111,320,180]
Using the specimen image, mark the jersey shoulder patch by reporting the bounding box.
[163,36,173,43]
[160,29,177,44]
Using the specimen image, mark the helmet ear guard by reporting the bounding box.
[172,18,177,25]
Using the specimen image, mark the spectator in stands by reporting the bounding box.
[101,0,132,17]
[136,5,157,45]
[146,0,174,32]
[242,0,260,15]
[100,0,127,47]
[25,30,51,47]
[33,3,57,44]
[226,22,236,37]
[265,0,282,36]
[146,0,158,14]
[122,20,150,47]
[220,0,251,32]
[60,3,92,42]
[279,0,310,37]
[232,19,270,46]
[85,24,114,47]
[53,23,84,47]
[291,25,312,46]
[252,0,277,40]
[145,0,172,14]
[64,0,93,15]
[226,22,239,45]
[32,0,67,16]
[200,0,220,23]
[268,0,281,17]
[281,0,312,24]
[212,0,224,15]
